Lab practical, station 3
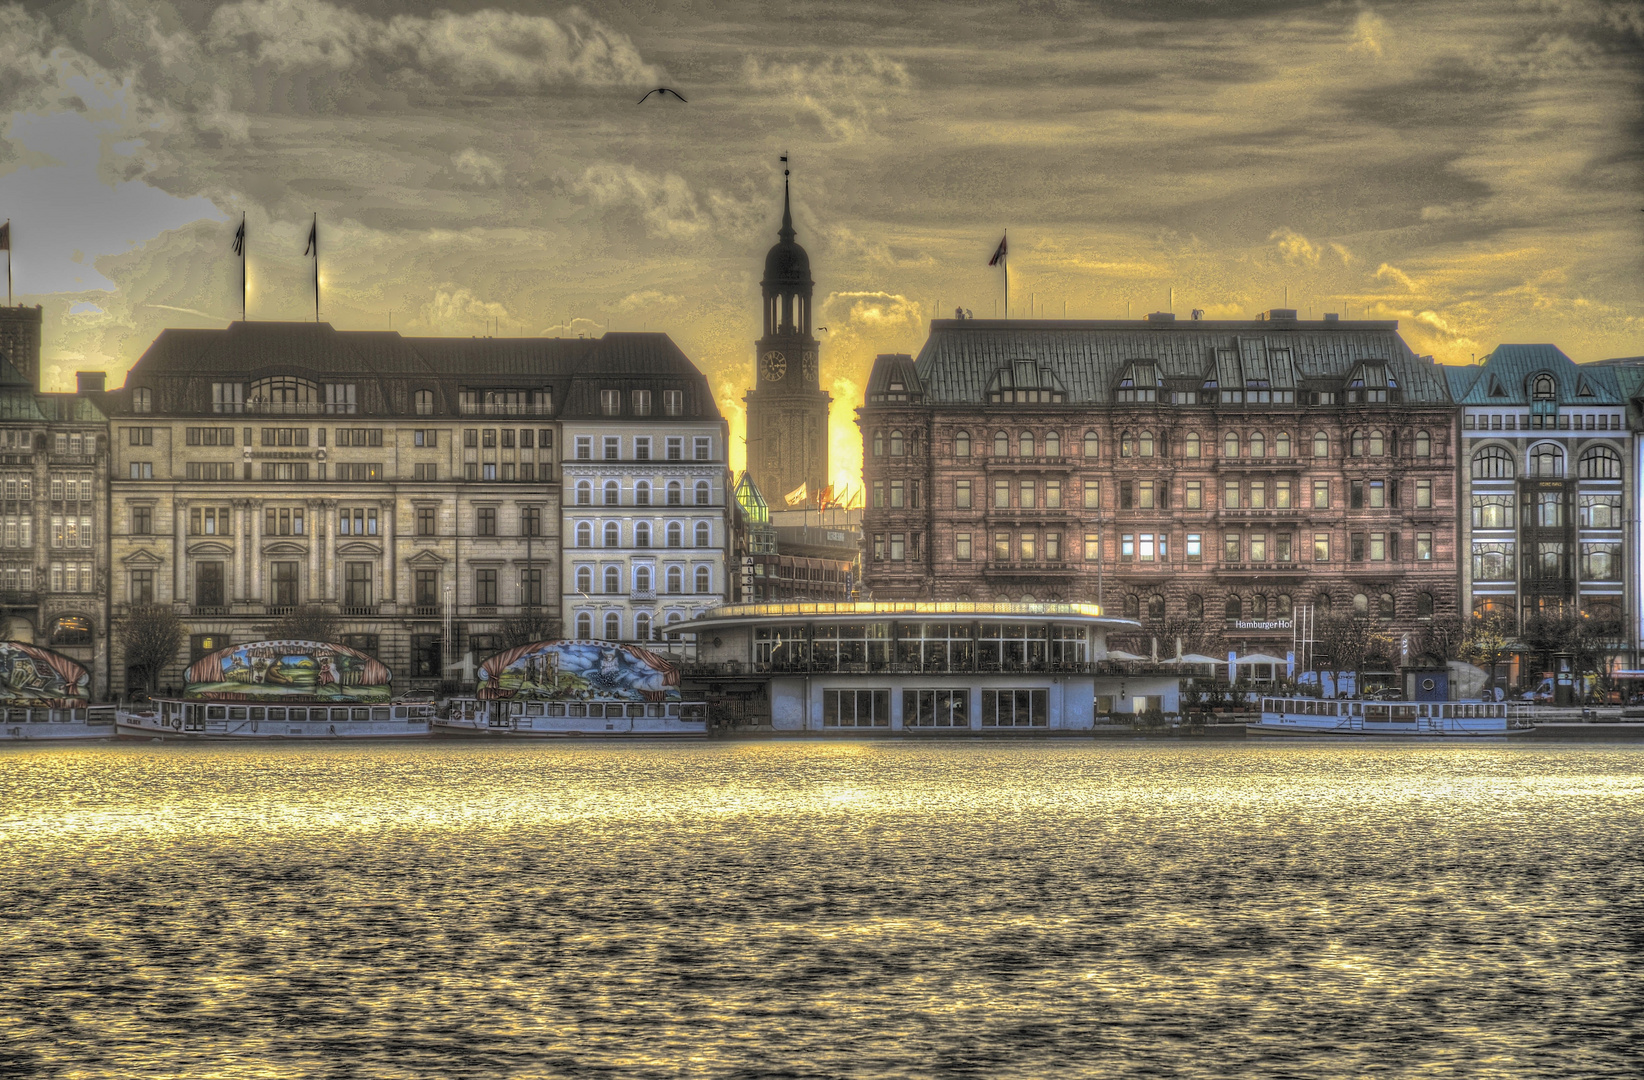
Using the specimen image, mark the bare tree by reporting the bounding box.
[498,608,561,651]
[272,604,341,644]
[1313,613,1395,678]
[1159,615,1224,661]
[1418,613,1466,663]
[120,604,183,695]
[1461,611,1517,693]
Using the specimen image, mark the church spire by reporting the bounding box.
[779,154,795,243]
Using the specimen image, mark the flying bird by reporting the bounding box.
[638,88,687,104]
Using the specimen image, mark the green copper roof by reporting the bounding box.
[1454,344,1623,405]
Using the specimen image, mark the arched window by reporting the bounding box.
[1415,430,1431,457]
[1139,431,1154,458]
[575,566,593,593]
[1379,592,1395,619]
[1351,431,1365,457]
[635,521,651,547]
[576,481,592,506]
[604,480,620,506]
[667,611,683,628]
[1387,430,1398,456]
[694,521,711,547]
[873,429,884,457]
[414,389,435,416]
[1417,592,1434,618]
[575,612,592,637]
[1187,594,1203,619]
[1532,374,1556,400]
[890,430,905,456]
[1353,592,1369,614]
[1120,431,1134,458]
[1083,431,1099,458]
[956,431,971,458]
[1045,431,1061,457]
[1276,594,1292,618]
[635,566,652,592]
[1251,594,1267,618]
[1579,445,1622,479]
[666,565,684,593]
[1276,431,1292,458]
[248,375,318,408]
[1224,432,1239,458]
[575,522,592,547]
[667,481,683,506]
[604,612,621,640]
[695,566,711,594]
[50,615,91,646]
[695,480,711,505]
[666,522,683,547]
[1472,447,1515,479]
[1529,444,1564,477]
[1018,431,1034,457]
[1122,594,1139,618]
[1313,431,1329,458]
[635,612,652,641]
[604,566,621,594]
[1249,432,1265,458]
[1316,593,1333,615]
[1369,430,1385,456]
[603,521,620,547]
[1225,594,1242,619]
[1185,432,1201,459]
[994,431,1009,457]
[1147,593,1165,620]
[634,481,651,506]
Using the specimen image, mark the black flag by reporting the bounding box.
[304,218,317,257]
[988,234,1007,266]
[232,219,245,256]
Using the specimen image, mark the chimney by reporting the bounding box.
[1144,311,1176,323]
[0,304,44,389]
[1323,313,1340,322]
[75,371,106,394]
[1257,308,1298,322]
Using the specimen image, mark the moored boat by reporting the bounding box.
[1253,696,1526,736]
[0,641,111,741]
[116,638,431,740]
[433,639,708,739]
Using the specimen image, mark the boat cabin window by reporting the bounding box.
[549,703,567,716]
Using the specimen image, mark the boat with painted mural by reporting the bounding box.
[1252,695,1528,736]
[0,640,114,741]
[436,639,707,738]
[116,639,433,739]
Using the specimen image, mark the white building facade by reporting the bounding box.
[560,345,731,643]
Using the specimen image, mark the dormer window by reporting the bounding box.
[987,360,1065,403]
[1116,362,1160,403]
[1532,374,1556,400]
[1345,363,1397,404]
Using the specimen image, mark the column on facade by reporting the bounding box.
[323,499,338,603]
[232,499,248,601]
[307,499,321,606]
[249,498,263,601]
[383,501,395,604]
[173,499,188,604]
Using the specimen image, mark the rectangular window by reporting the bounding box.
[1276,480,1292,509]
[995,532,1011,562]
[890,534,906,561]
[1472,495,1513,529]
[1224,533,1240,563]
[955,480,971,509]
[1369,480,1386,508]
[521,568,544,607]
[344,563,373,607]
[822,689,890,728]
[475,569,499,606]
[1045,532,1061,561]
[333,463,381,482]
[131,505,153,535]
[1276,533,1293,562]
[1120,481,1133,510]
[1417,532,1433,561]
[694,437,711,461]
[269,561,299,607]
[1185,481,1202,510]
[415,506,436,536]
[185,427,234,446]
[1250,481,1266,510]
[667,437,683,461]
[324,383,356,414]
[128,427,154,446]
[888,480,904,508]
[575,436,591,460]
[632,389,652,416]
[1223,482,1239,510]
[1083,481,1101,509]
[872,481,885,509]
[1250,533,1267,562]
[1138,481,1155,509]
[1314,533,1330,562]
[334,429,383,447]
[981,688,1047,727]
[1350,481,1364,509]
[414,569,440,607]
[1084,533,1101,561]
[1581,542,1622,582]
[1186,533,1202,562]
[1045,480,1062,508]
[1020,533,1037,561]
[1370,532,1386,561]
[212,382,243,413]
[1416,480,1432,508]
[994,480,1010,509]
[1580,494,1621,529]
[1351,533,1365,561]
[411,634,441,678]
[130,569,155,605]
[1020,480,1036,509]
[129,462,153,479]
[955,532,972,561]
[904,689,969,729]
[477,507,497,536]
[603,436,619,460]
[1313,481,1330,509]
[1121,534,1135,562]
[663,390,683,416]
[873,533,885,561]
[414,429,439,448]
[1138,533,1155,562]
[600,390,620,416]
[1472,541,1514,581]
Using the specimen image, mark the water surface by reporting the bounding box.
[2,741,1640,1078]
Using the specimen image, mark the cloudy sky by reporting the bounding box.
[2,0,1641,488]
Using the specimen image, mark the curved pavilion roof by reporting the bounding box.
[683,600,1140,632]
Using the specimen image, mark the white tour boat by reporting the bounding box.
[1,704,117,741]
[0,641,111,741]
[116,638,431,740]
[1253,696,1524,736]
[434,639,708,739]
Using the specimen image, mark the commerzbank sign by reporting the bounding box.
[1234,619,1292,631]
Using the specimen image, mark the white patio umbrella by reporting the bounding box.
[1234,652,1289,667]
[1106,649,1146,662]
[1166,653,1225,666]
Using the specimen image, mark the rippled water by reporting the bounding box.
[1,741,1640,1078]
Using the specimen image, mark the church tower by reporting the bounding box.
[745,162,830,507]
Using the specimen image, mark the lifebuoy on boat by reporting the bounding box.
[170,717,182,730]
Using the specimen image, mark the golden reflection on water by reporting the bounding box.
[1,741,1641,1078]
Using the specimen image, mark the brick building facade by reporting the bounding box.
[858,312,1460,660]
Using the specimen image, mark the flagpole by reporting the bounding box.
[240,213,246,322]
[312,213,319,323]
[5,219,11,307]
[1003,228,1008,320]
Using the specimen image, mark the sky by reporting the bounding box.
[1,0,1641,490]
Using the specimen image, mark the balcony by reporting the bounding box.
[632,588,656,601]
[1214,562,1311,579]
[266,605,294,616]
[0,590,38,607]
[1218,507,1304,520]
[983,456,1076,473]
[190,605,229,617]
[1344,563,1408,579]
[473,605,498,616]
[460,402,554,417]
[413,605,442,617]
[982,561,1076,577]
[341,604,380,617]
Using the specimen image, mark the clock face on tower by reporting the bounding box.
[802,349,818,379]
[761,350,787,381]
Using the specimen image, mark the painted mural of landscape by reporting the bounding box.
[0,642,90,705]
[478,641,681,703]
[185,640,393,703]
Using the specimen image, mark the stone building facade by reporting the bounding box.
[858,312,1461,660]
[106,321,719,695]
